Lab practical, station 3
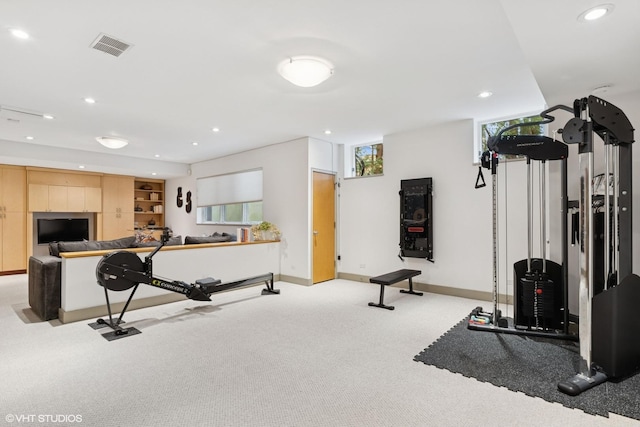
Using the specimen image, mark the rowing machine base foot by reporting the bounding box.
[88,319,126,330]
[368,302,394,310]
[101,327,141,341]
[262,288,280,295]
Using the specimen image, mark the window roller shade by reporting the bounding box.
[196,169,263,207]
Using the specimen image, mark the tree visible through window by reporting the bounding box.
[354,143,383,176]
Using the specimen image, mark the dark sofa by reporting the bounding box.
[184,232,236,245]
[28,235,182,321]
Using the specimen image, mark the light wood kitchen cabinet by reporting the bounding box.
[67,186,102,212]
[28,184,49,212]
[28,184,101,212]
[48,185,68,211]
[0,166,27,272]
[102,175,135,239]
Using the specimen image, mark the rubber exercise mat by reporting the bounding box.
[414,318,640,420]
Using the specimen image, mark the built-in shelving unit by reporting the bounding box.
[134,178,165,233]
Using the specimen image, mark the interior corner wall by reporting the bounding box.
[339,119,492,292]
[164,138,311,282]
[337,119,540,296]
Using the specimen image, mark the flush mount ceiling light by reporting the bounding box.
[96,136,128,149]
[478,91,493,98]
[278,56,333,87]
[10,29,29,39]
[578,4,614,22]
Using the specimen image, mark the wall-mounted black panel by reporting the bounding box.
[400,178,433,260]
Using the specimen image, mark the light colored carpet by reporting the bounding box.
[1,274,638,427]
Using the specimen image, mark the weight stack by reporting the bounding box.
[592,273,640,379]
[514,259,564,331]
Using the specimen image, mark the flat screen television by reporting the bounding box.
[37,218,89,244]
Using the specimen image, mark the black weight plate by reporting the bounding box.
[96,251,144,291]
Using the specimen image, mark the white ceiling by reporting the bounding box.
[1,0,638,178]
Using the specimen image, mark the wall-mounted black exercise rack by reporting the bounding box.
[399,177,433,260]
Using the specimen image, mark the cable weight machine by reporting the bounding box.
[469,95,640,396]
[469,104,573,339]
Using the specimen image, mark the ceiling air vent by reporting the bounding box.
[0,105,45,121]
[90,33,132,58]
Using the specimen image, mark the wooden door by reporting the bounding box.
[312,171,335,284]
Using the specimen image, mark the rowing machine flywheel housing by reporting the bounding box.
[96,251,144,291]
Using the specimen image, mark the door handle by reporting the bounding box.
[313,230,318,235]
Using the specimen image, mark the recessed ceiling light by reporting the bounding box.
[151,172,157,176]
[79,165,85,169]
[212,127,220,132]
[278,56,334,87]
[84,97,96,104]
[324,130,332,135]
[578,4,614,22]
[478,91,493,98]
[154,154,160,158]
[96,136,128,149]
[192,142,198,146]
[10,29,29,39]
[26,136,34,140]
[42,114,54,120]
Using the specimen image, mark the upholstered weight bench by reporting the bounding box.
[368,269,422,310]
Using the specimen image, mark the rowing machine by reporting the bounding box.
[92,228,279,339]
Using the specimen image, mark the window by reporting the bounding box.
[474,113,546,163]
[196,169,263,225]
[197,201,263,225]
[350,142,383,177]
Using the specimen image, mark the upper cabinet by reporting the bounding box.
[28,184,102,212]
[27,169,102,212]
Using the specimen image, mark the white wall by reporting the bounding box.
[339,119,497,292]
[165,138,313,282]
